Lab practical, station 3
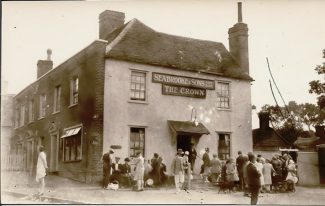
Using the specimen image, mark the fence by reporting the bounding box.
[1,154,26,171]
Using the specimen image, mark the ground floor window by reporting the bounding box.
[62,126,82,162]
[218,133,231,160]
[129,127,145,158]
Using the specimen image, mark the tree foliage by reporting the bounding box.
[260,101,324,131]
[309,49,325,109]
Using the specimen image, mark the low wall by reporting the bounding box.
[297,152,320,186]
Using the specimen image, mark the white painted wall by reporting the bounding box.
[103,59,252,174]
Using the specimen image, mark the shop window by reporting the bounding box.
[54,85,61,112]
[129,127,145,157]
[217,82,230,109]
[39,94,46,118]
[130,71,146,101]
[28,100,35,123]
[62,126,82,162]
[70,77,79,106]
[218,133,231,160]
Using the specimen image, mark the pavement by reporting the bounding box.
[2,172,325,205]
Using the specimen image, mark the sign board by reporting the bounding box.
[162,84,206,98]
[152,72,215,90]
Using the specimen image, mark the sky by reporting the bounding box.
[2,0,325,129]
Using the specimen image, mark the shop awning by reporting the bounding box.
[61,127,82,138]
[167,120,210,135]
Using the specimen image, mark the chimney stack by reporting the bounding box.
[99,10,125,40]
[37,49,53,79]
[258,112,270,131]
[238,2,243,22]
[228,2,249,75]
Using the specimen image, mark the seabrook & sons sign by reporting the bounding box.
[152,72,214,98]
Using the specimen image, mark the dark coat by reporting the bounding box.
[102,153,113,174]
[246,162,261,188]
[236,154,245,172]
[202,152,210,167]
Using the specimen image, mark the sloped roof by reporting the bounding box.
[105,19,252,81]
[253,127,292,148]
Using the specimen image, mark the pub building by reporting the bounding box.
[11,2,253,183]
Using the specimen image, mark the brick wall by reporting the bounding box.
[12,40,107,183]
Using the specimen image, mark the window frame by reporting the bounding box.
[70,77,79,106]
[129,126,146,158]
[28,99,35,123]
[129,69,148,103]
[39,94,46,119]
[217,132,231,161]
[53,85,62,113]
[14,106,20,128]
[19,104,25,127]
[216,81,231,109]
[62,124,83,162]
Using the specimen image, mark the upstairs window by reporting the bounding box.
[54,85,61,112]
[15,107,19,128]
[130,71,146,101]
[39,94,46,118]
[70,77,79,106]
[19,105,25,127]
[28,100,35,123]
[217,82,230,109]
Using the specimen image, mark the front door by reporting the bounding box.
[26,140,34,174]
[177,134,192,153]
[49,132,59,172]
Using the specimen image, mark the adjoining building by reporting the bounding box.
[11,2,253,183]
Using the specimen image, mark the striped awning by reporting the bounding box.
[61,127,82,138]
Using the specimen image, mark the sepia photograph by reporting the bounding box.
[1,0,325,204]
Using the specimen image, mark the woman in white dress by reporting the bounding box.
[133,151,145,191]
[36,146,48,196]
[255,157,265,192]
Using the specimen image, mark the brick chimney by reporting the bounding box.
[37,49,53,79]
[228,2,249,75]
[258,112,270,131]
[99,10,125,39]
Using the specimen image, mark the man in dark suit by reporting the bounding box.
[236,151,245,190]
[246,152,261,205]
[102,149,114,189]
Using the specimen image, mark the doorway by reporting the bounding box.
[49,132,59,172]
[177,134,192,153]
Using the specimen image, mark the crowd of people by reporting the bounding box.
[101,147,298,204]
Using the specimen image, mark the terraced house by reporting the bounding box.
[11,2,253,183]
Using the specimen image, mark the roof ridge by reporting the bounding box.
[156,31,224,45]
[105,18,137,54]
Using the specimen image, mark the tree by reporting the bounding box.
[309,49,325,109]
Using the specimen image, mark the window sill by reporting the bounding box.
[63,159,82,163]
[217,108,231,111]
[69,104,78,108]
[52,111,61,115]
[28,121,34,125]
[128,100,149,105]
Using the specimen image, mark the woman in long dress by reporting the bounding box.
[134,151,145,191]
[36,146,48,196]
[263,159,275,193]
